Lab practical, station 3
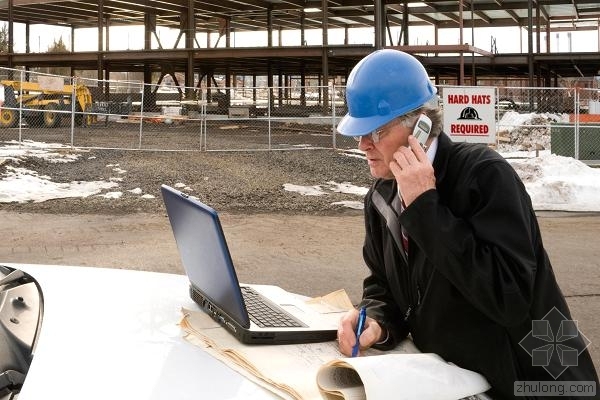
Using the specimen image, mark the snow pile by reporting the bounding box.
[496,111,568,152]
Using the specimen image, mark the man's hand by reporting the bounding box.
[337,308,385,357]
[389,135,436,206]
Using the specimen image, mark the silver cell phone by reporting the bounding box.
[412,114,432,148]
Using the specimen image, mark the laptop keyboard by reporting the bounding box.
[241,286,304,328]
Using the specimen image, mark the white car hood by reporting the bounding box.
[6,263,275,400]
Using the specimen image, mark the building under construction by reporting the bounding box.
[0,0,599,105]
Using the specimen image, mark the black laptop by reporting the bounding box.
[161,184,339,344]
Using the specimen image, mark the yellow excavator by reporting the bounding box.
[0,80,96,128]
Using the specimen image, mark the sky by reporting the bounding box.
[1,136,599,212]
[11,23,600,54]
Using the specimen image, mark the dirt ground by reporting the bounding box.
[2,210,599,373]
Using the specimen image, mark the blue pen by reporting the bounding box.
[352,307,367,357]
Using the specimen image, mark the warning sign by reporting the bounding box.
[443,87,496,143]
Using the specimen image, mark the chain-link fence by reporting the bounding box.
[493,86,600,160]
[0,67,598,161]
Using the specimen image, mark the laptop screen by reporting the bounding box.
[161,185,250,327]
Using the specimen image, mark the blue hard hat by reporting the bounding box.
[337,49,438,137]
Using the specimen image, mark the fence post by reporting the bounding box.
[70,76,76,147]
[267,87,271,150]
[18,70,23,145]
[139,83,144,150]
[574,88,580,160]
[200,88,206,151]
[332,84,337,149]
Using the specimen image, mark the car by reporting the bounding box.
[496,98,519,117]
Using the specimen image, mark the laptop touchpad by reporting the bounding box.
[280,304,307,315]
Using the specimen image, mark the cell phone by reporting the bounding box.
[412,114,432,149]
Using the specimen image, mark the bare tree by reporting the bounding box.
[44,36,70,76]
[0,24,9,53]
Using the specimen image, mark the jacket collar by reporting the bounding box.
[432,132,453,186]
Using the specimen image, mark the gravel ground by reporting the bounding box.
[0,110,558,216]
[0,147,373,215]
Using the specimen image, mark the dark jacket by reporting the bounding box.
[360,133,599,399]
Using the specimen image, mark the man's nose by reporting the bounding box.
[357,135,372,150]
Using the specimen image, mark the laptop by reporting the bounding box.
[161,184,339,344]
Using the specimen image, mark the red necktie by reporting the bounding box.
[393,195,409,255]
[400,198,409,254]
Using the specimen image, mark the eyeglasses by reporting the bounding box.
[353,121,398,143]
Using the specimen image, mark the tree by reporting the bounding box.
[47,36,68,53]
[0,24,9,53]
[44,36,70,76]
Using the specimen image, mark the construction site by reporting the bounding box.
[0,4,599,399]
[0,1,598,103]
[0,1,597,161]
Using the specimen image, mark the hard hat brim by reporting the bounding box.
[336,112,397,137]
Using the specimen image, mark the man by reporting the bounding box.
[336,49,599,399]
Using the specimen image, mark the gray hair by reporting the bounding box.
[394,98,443,138]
